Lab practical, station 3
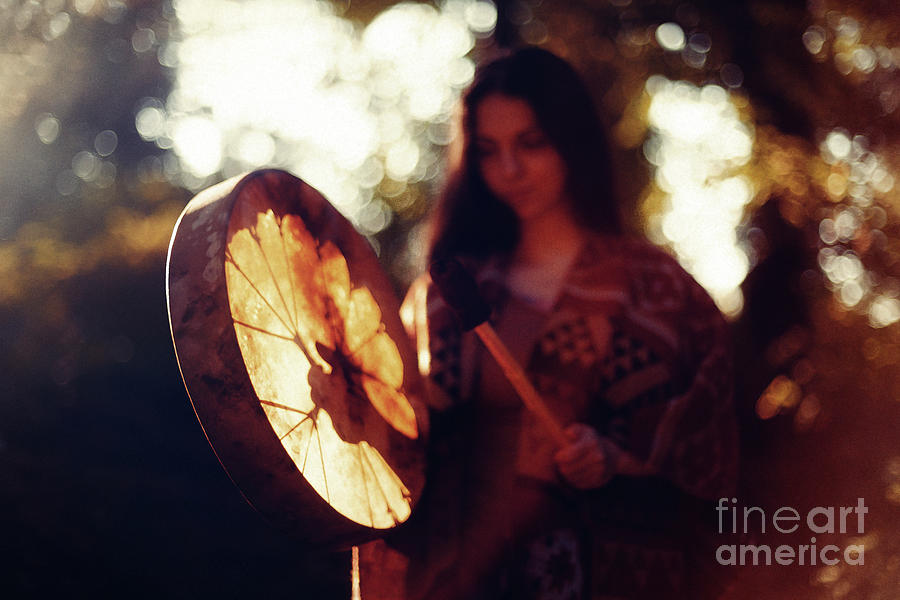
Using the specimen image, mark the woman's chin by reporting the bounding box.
[509,198,568,223]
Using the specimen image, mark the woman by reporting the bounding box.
[361,47,737,600]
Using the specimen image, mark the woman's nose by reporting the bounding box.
[499,149,522,178]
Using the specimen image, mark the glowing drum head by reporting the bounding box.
[166,169,425,549]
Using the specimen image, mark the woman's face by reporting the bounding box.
[473,94,569,221]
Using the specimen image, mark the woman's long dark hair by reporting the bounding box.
[428,46,621,263]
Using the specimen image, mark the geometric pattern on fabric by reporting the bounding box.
[537,315,598,369]
[591,328,675,458]
[521,529,583,600]
[598,330,654,385]
[368,235,737,600]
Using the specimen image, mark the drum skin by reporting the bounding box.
[166,169,426,550]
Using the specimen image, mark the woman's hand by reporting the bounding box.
[553,423,621,489]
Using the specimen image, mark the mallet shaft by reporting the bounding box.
[473,323,569,446]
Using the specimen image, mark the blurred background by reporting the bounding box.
[1,0,899,597]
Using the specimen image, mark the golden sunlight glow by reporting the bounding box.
[224,185,418,529]
[161,0,493,234]
[463,0,498,33]
[172,116,223,177]
[645,76,754,315]
[756,375,802,420]
[817,128,895,315]
[655,22,685,52]
[868,296,900,328]
[35,113,60,144]
[803,8,900,121]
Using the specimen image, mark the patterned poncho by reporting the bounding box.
[361,235,738,600]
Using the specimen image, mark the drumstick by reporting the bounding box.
[428,258,569,447]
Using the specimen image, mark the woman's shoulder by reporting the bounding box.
[571,234,689,284]
[572,234,718,311]
[580,234,680,266]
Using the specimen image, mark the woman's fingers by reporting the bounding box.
[557,452,606,485]
[553,424,617,489]
[553,424,596,462]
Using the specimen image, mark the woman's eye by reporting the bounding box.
[520,134,549,149]
[475,144,497,158]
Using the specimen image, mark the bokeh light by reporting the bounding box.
[34,113,60,144]
[655,22,685,52]
[802,7,900,116]
[2,2,900,598]
[644,76,755,315]
[157,0,496,235]
[816,127,896,319]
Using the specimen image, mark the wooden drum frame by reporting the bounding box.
[166,169,426,550]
